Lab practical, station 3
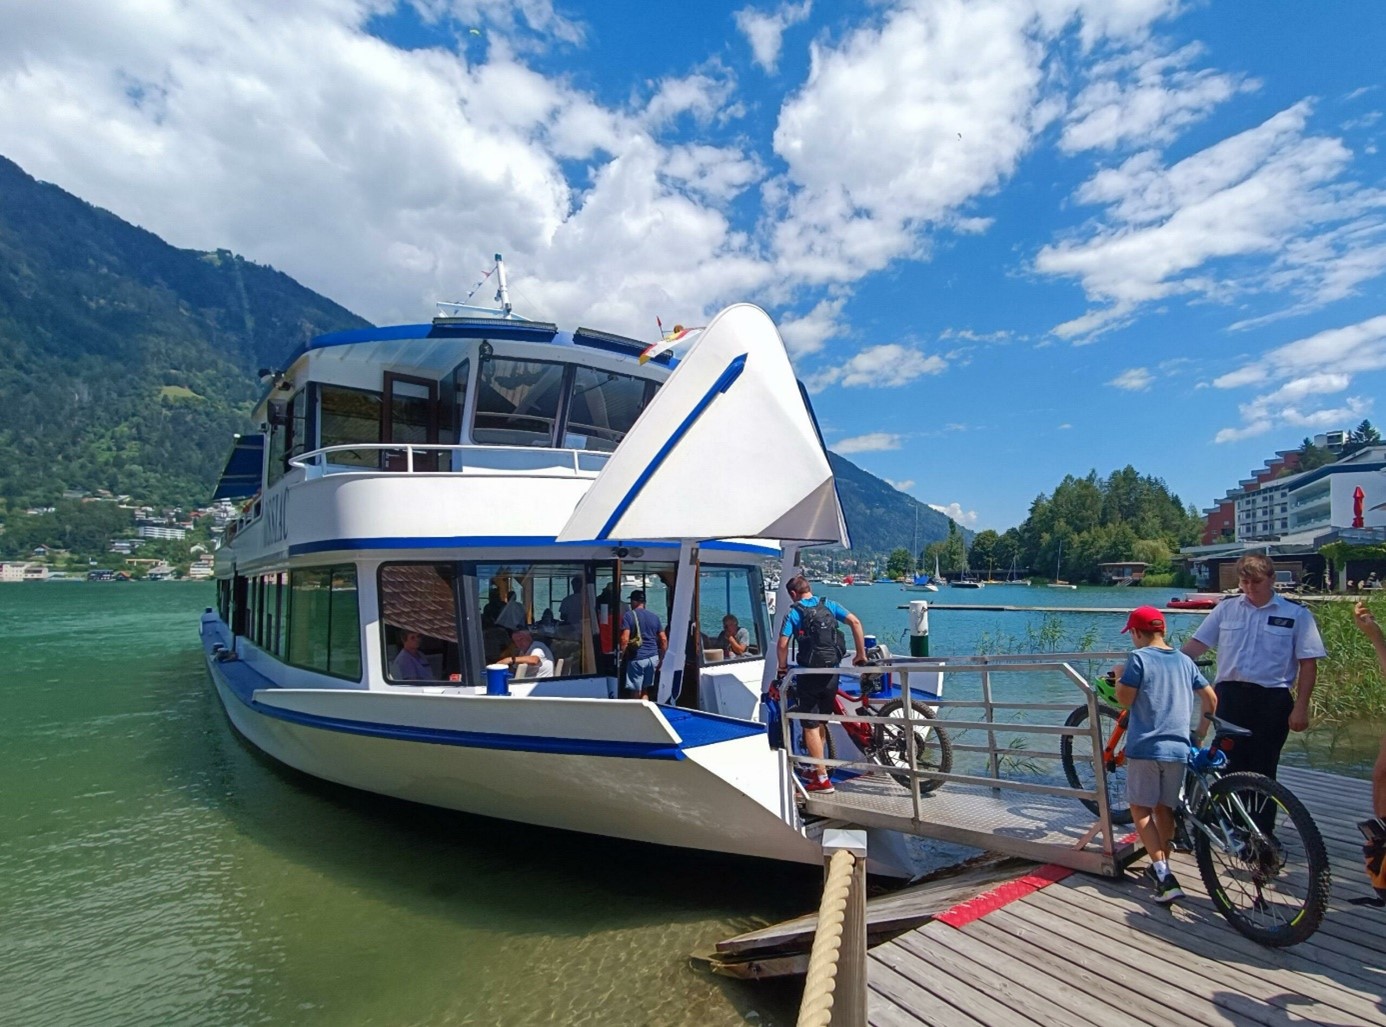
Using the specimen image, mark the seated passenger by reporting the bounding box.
[392,629,433,681]
[716,614,751,657]
[503,627,554,679]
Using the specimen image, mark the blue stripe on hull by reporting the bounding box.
[200,622,764,759]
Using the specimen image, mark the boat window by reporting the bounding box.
[696,565,768,666]
[439,359,469,445]
[320,385,383,467]
[383,373,438,472]
[379,563,465,684]
[286,564,362,681]
[474,562,620,677]
[473,357,564,447]
[564,368,655,452]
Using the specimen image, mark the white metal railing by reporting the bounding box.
[781,651,1129,846]
[288,442,611,478]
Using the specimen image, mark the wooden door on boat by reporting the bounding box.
[382,373,439,472]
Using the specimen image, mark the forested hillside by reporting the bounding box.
[0,155,369,507]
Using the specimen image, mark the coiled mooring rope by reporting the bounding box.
[797,848,858,1027]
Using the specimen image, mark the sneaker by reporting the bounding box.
[804,775,836,793]
[1153,870,1184,905]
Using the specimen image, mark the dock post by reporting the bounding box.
[799,829,867,1027]
[907,600,929,657]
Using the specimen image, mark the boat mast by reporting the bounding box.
[493,252,513,315]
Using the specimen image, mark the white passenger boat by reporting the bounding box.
[200,274,916,874]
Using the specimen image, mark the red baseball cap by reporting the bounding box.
[1121,606,1166,634]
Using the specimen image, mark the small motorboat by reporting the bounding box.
[1167,593,1223,610]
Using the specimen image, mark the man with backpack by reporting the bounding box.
[619,589,666,701]
[775,575,868,792]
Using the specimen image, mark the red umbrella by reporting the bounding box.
[1353,485,1365,528]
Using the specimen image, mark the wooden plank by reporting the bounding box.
[1032,878,1386,1025]
[867,957,985,1027]
[997,898,1328,1027]
[872,934,1042,1026]
[961,910,1216,1027]
[892,927,1110,1027]
[1058,865,1386,989]
[716,854,1030,956]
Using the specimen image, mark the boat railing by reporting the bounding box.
[289,443,611,479]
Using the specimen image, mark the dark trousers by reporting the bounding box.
[1213,681,1294,779]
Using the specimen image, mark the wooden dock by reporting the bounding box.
[867,766,1384,1026]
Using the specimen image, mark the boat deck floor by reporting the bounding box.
[867,766,1386,1026]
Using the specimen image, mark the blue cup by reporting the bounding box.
[485,663,510,696]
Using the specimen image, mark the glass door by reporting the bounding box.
[383,373,438,471]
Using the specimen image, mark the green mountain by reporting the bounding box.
[0,155,370,507]
[828,451,971,561]
[0,154,966,559]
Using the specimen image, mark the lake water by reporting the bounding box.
[1,581,1376,1027]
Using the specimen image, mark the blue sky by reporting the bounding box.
[3,1,1385,531]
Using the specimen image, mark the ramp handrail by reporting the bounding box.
[780,652,1129,865]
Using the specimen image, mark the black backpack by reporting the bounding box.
[793,601,846,668]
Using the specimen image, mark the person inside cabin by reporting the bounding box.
[711,614,751,658]
[620,589,666,700]
[496,590,527,631]
[482,586,504,624]
[392,629,434,681]
[503,627,554,679]
[559,575,586,630]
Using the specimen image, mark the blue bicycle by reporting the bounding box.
[1178,715,1330,947]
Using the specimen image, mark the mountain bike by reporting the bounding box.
[1179,716,1331,947]
[1059,670,1132,824]
[811,662,955,795]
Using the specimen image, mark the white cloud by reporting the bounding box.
[805,343,946,391]
[1210,315,1386,441]
[735,1,812,74]
[767,0,1175,286]
[1109,367,1154,390]
[777,297,847,357]
[1038,101,1386,340]
[1061,41,1255,153]
[833,432,902,454]
[885,478,916,492]
[929,502,978,528]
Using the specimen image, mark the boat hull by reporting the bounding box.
[201,628,823,867]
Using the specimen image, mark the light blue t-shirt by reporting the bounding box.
[1120,646,1209,762]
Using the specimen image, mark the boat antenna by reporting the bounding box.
[493,252,513,315]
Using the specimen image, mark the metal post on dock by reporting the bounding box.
[798,829,867,1027]
[908,600,929,657]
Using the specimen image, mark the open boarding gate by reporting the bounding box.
[782,650,1140,878]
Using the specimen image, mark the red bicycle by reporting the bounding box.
[807,669,954,795]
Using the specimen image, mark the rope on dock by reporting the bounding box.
[797,848,857,1027]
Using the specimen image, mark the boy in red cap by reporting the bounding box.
[1114,605,1217,903]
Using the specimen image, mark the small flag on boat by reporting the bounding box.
[638,323,703,364]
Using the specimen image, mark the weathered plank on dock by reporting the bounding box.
[867,766,1386,1027]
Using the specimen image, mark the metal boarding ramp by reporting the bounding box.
[784,651,1140,877]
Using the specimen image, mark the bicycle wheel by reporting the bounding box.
[1059,704,1132,825]
[1193,771,1331,948]
[875,700,953,795]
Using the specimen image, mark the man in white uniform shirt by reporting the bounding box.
[1181,553,1326,782]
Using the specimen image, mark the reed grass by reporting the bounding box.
[1309,596,1386,725]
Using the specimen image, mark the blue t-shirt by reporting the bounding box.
[621,607,661,660]
[1120,646,1209,761]
[779,596,850,637]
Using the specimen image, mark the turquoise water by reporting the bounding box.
[0,584,808,1027]
[1,582,1376,1027]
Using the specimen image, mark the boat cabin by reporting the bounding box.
[211,313,775,716]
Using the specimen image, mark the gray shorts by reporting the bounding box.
[1126,758,1184,809]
